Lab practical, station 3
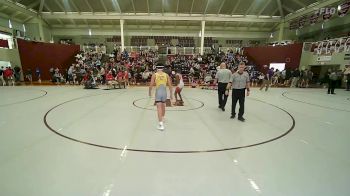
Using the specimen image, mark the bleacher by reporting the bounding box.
[106,36,121,44]
[154,36,171,46]
[204,37,218,47]
[178,37,195,47]
[131,36,147,46]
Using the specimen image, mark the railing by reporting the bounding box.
[81,45,107,54]
[166,47,207,55]
[165,47,243,55]
[308,37,350,55]
[117,46,159,52]
[80,45,245,55]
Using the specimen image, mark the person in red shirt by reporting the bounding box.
[117,69,126,89]
[125,62,131,69]
[4,67,14,86]
[106,70,116,89]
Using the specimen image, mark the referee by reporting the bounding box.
[226,62,250,122]
[215,63,232,111]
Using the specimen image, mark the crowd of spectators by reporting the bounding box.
[3,46,350,91]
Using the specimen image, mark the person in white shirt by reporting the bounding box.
[100,66,106,84]
[67,65,74,84]
[142,69,151,84]
[189,67,195,84]
[215,63,232,111]
[174,69,185,105]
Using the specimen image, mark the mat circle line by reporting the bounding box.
[133,97,205,111]
[282,91,350,112]
[0,89,48,107]
[44,93,295,153]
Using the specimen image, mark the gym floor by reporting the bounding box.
[0,86,349,196]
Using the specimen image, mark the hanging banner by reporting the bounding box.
[338,1,350,17]
[299,16,308,28]
[321,7,337,21]
[309,12,320,25]
[289,1,350,29]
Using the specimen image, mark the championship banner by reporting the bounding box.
[289,20,299,30]
[309,12,319,25]
[322,7,336,21]
[289,0,350,29]
[299,16,308,28]
[338,1,350,17]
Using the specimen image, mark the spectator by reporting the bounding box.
[344,65,350,91]
[35,67,41,83]
[0,66,5,86]
[4,66,14,86]
[106,70,116,88]
[13,66,21,83]
[290,68,300,88]
[328,69,338,94]
[25,68,32,83]
[142,69,151,84]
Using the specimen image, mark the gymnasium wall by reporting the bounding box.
[17,39,80,80]
[24,20,52,42]
[295,14,350,42]
[0,17,23,31]
[0,47,22,68]
[24,23,40,41]
[0,17,8,29]
[53,34,268,54]
[43,26,52,42]
[53,35,128,52]
[300,50,349,70]
[243,43,303,70]
[270,27,297,43]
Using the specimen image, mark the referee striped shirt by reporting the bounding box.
[215,69,232,83]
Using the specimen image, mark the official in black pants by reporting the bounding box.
[231,88,246,119]
[226,62,250,122]
[327,71,337,94]
[215,63,233,111]
[328,80,336,94]
[218,82,229,110]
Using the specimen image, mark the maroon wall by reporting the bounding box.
[17,39,80,80]
[0,39,9,48]
[243,43,303,70]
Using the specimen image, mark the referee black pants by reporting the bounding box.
[218,82,228,108]
[328,80,336,94]
[231,88,245,117]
